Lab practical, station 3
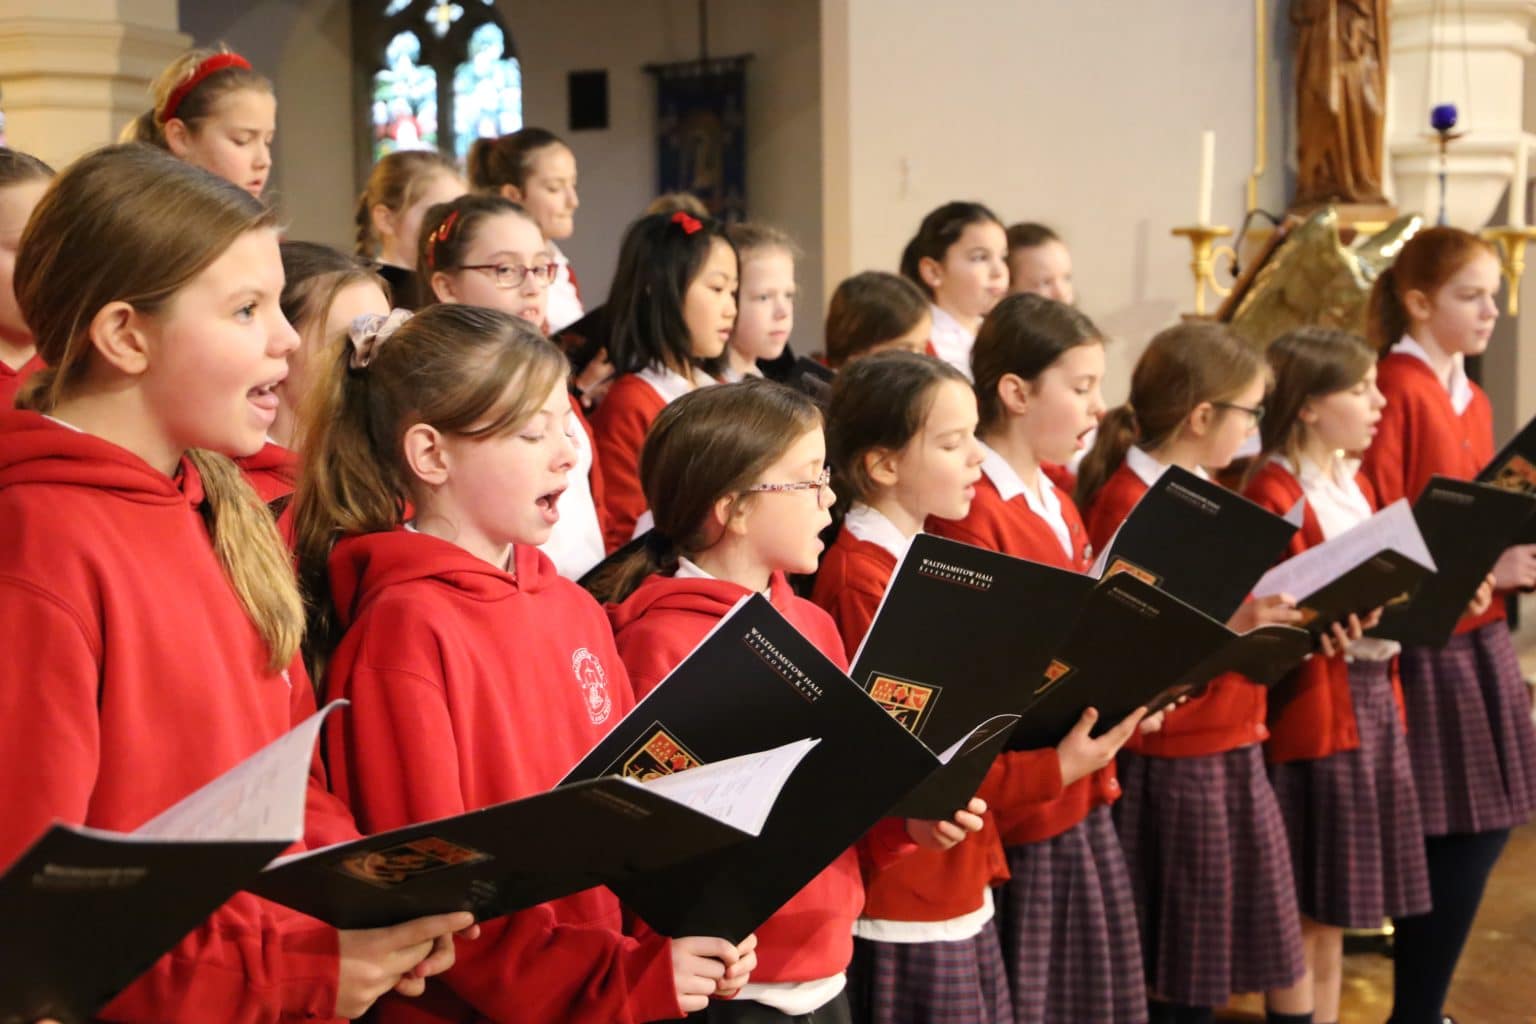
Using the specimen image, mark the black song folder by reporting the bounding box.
[561,595,939,941]
[1092,464,1300,621]
[1370,476,1536,647]
[1475,412,1536,543]
[849,533,1093,816]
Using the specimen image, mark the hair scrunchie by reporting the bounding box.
[348,309,412,370]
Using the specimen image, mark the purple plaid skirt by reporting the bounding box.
[1397,620,1536,836]
[1268,658,1431,928]
[995,806,1148,1024]
[848,921,1013,1024]
[1114,744,1304,1007]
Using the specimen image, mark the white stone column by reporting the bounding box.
[0,0,189,169]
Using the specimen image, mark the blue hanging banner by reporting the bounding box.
[646,55,750,223]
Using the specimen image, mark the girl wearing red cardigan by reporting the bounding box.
[591,378,985,1023]
[928,294,1157,1024]
[1243,328,1432,1024]
[1358,227,1536,1024]
[1075,322,1309,1024]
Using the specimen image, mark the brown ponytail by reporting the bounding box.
[354,149,462,257]
[583,378,822,604]
[1075,321,1263,511]
[14,144,298,670]
[1365,226,1495,353]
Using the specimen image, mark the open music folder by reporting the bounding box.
[849,533,1092,816]
[251,740,813,930]
[561,594,941,942]
[1476,411,1536,543]
[0,703,342,1024]
[1370,476,1536,647]
[1090,464,1301,621]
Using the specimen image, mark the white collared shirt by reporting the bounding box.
[1125,445,1211,488]
[842,502,914,562]
[979,442,1073,559]
[1391,335,1472,414]
[927,304,975,381]
[544,243,584,334]
[634,363,715,404]
[537,409,605,580]
[1286,453,1400,662]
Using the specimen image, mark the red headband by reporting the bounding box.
[672,211,703,235]
[158,53,253,123]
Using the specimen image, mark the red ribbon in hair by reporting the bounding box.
[671,211,703,235]
[425,210,461,270]
[159,53,253,123]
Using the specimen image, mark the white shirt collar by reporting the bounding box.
[1390,335,1472,414]
[927,304,975,381]
[1125,445,1210,488]
[635,363,714,404]
[843,502,914,562]
[979,441,1073,559]
[673,556,771,597]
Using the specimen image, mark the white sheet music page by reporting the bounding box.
[1251,499,1434,601]
[636,737,819,837]
[132,701,347,843]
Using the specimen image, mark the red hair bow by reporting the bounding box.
[671,211,703,235]
[159,53,253,123]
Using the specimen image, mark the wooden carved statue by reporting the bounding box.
[1292,0,1390,206]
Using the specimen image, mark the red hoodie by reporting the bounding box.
[321,529,680,1024]
[589,374,668,552]
[236,441,299,506]
[0,352,43,409]
[0,410,344,1022]
[1083,463,1269,758]
[608,570,914,985]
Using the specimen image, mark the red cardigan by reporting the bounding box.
[1360,351,1503,635]
[1082,461,1270,759]
[1243,460,1407,763]
[810,527,1019,923]
[589,373,669,552]
[0,352,43,410]
[235,441,298,505]
[927,473,1113,846]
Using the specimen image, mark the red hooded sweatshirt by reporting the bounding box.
[607,570,914,985]
[0,410,345,1022]
[321,529,681,1024]
[0,351,43,409]
[236,441,299,506]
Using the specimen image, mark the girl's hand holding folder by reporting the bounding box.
[1467,573,1497,618]
[336,910,477,1016]
[1228,593,1306,634]
[1491,543,1536,591]
[1315,610,1380,658]
[1058,706,1147,787]
[712,933,758,999]
[906,796,988,850]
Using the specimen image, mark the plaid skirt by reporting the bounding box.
[1114,745,1304,1007]
[1268,659,1432,928]
[847,923,1013,1024]
[1398,621,1536,836]
[995,806,1148,1024]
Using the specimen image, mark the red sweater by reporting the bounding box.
[0,411,347,1022]
[321,530,680,1024]
[809,528,1018,922]
[1360,351,1503,635]
[926,473,1110,846]
[589,374,669,552]
[236,441,299,506]
[0,351,43,409]
[608,569,913,983]
[1244,460,1407,763]
[1083,463,1269,758]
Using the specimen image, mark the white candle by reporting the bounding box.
[1197,130,1215,226]
[1512,136,1528,228]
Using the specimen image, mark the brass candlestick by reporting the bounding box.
[1171,225,1236,316]
[1481,225,1536,316]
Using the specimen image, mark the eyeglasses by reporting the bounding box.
[743,466,834,504]
[456,262,560,289]
[1214,401,1265,424]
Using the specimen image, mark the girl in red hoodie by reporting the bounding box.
[417,193,609,581]
[1357,227,1536,1024]
[1075,322,1311,1024]
[589,210,738,549]
[236,241,390,512]
[0,148,52,409]
[590,377,985,1023]
[925,294,1154,1024]
[1242,328,1431,1024]
[0,143,471,1022]
[293,302,755,1024]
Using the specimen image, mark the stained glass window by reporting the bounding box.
[358,0,521,167]
[452,23,522,158]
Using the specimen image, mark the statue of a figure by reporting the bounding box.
[1293,0,1390,205]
